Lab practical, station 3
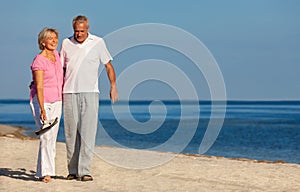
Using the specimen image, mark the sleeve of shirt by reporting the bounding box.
[99,39,113,65]
[31,56,45,71]
[60,40,66,68]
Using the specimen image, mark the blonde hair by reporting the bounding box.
[72,15,89,29]
[38,28,59,50]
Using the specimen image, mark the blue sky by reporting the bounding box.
[0,0,299,100]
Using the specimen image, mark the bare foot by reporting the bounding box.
[40,175,51,183]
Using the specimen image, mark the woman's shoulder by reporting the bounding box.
[53,50,59,56]
[31,54,46,70]
[32,53,44,63]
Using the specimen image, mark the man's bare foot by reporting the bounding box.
[40,175,51,183]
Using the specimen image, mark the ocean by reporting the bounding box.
[0,99,299,164]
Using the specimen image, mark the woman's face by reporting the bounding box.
[43,32,58,51]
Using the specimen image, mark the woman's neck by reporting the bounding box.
[41,49,56,62]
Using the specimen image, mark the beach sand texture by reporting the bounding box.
[1,124,300,192]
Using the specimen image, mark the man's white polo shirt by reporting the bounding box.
[60,33,112,93]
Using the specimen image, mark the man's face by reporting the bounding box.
[73,21,89,43]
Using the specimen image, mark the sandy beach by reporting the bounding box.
[0,124,300,192]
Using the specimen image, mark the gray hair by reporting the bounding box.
[72,15,89,29]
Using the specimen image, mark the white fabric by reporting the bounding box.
[60,33,113,93]
[30,96,62,177]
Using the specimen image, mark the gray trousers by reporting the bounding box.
[63,93,99,176]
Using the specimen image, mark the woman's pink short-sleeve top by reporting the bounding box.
[30,50,63,103]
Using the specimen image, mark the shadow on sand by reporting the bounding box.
[0,168,65,181]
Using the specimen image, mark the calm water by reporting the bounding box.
[0,99,299,164]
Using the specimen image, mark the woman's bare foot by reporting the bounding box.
[40,175,51,183]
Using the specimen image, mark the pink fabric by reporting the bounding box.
[30,50,63,103]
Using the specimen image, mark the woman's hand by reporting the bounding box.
[40,109,47,122]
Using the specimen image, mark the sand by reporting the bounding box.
[0,124,300,192]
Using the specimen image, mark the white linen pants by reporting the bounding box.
[63,93,99,176]
[30,96,62,177]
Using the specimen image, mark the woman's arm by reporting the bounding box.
[33,70,47,121]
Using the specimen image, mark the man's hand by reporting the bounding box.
[110,85,118,103]
[29,81,34,89]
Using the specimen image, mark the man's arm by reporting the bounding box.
[105,61,118,103]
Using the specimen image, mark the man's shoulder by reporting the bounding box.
[61,36,74,44]
[89,33,104,42]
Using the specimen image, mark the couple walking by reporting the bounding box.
[29,15,118,182]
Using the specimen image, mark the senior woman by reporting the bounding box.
[29,28,63,183]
